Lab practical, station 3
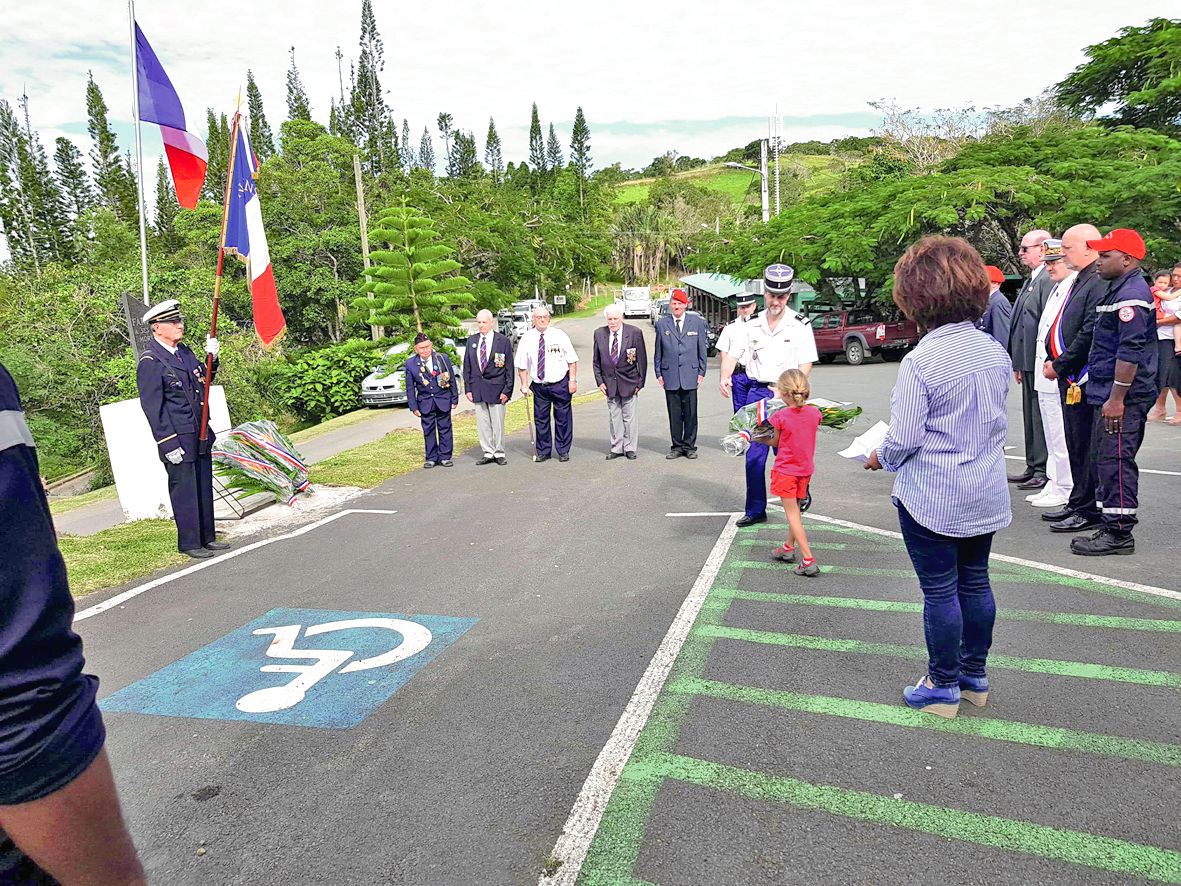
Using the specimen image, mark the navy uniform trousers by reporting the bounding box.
[1091,401,1148,536]
[420,407,453,463]
[742,381,775,518]
[1060,382,1098,521]
[168,449,216,551]
[532,374,573,458]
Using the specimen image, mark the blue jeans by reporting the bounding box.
[896,501,996,687]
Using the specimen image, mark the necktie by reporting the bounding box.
[677,318,683,335]
[537,333,546,381]
[479,336,487,371]
[610,331,619,363]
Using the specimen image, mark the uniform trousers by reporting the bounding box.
[1019,377,1048,478]
[607,395,638,454]
[1092,400,1148,536]
[730,369,753,414]
[532,375,573,458]
[744,382,775,518]
[420,407,454,463]
[166,451,215,551]
[1036,389,1072,501]
[474,401,506,457]
[1059,383,1098,520]
[664,387,698,453]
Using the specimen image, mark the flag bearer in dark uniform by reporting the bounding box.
[406,332,459,468]
[1071,229,1158,557]
[136,299,228,559]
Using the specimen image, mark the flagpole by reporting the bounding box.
[199,108,241,443]
[127,0,150,305]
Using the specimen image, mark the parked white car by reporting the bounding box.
[360,338,463,408]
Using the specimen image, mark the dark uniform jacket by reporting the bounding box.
[593,323,648,399]
[1049,259,1104,386]
[406,352,459,414]
[1007,267,1056,372]
[654,312,708,390]
[1085,269,1158,406]
[462,332,515,404]
[136,338,217,463]
[978,290,1012,348]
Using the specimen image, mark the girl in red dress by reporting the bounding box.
[763,368,823,577]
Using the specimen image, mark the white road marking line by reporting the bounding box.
[1004,453,1181,477]
[541,515,740,885]
[665,511,742,517]
[73,509,399,623]
[803,513,1181,602]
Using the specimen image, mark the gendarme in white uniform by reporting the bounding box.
[514,326,579,383]
[729,311,819,384]
[716,316,753,358]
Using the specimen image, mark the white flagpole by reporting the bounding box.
[128,0,150,305]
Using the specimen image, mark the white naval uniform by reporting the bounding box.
[729,310,819,385]
[1034,272,1077,503]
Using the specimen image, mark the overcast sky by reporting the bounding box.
[2,0,1177,184]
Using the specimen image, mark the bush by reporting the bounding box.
[278,338,387,422]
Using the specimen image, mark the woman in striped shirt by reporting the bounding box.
[866,236,1013,719]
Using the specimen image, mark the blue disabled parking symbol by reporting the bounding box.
[100,609,479,729]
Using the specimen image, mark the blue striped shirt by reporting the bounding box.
[877,321,1012,538]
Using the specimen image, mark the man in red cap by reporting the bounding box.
[977,265,1012,347]
[1070,229,1158,556]
[654,288,708,458]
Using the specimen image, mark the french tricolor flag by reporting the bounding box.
[224,121,286,347]
[134,23,207,209]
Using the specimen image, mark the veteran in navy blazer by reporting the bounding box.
[406,332,459,468]
[593,303,648,459]
[463,309,515,465]
[654,288,708,458]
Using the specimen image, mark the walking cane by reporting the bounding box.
[524,389,538,462]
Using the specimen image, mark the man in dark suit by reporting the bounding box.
[136,298,229,559]
[1043,224,1105,533]
[979,266,1012,347]
[593,303,648,460]
[654,288,708,459]
[463,310,514,465]
[406,332,459,468]
[1007,229,1055,490]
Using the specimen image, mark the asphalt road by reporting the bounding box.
[74,347,1180,885]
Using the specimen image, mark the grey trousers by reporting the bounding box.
[1020,376,1048,477]
[607,395,638,454]
[475,401,506,456]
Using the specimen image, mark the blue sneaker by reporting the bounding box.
[958,674,989,708]
[902,675,960,719]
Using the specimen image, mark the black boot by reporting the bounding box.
[1070,530,1134,556]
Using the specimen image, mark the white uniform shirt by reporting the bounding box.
[729,311,819,384]
[1034,271,1076,394]
[716,315,752,359]
[515,326,578,383]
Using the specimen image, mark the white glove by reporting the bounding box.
[205,336,219,360]
[165,447,184,464]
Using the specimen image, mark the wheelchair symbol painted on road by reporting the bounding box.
[101,609,478,729]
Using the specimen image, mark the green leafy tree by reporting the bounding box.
[285,47,312,122]
[85,72,137,223]
[484,117,503,183]
[418,126,435,173]
[351,196,475,335]
[246,70,276,161]
[1056,18,1181,135]
[569,106,592,212]
[53,136,94,219]
[450,131,481,178]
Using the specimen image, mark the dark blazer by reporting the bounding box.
[654,311,708,391]
[406,352,459,414]
[1049,260,1104,384]
[593,323,648,399]
[1007,268,1056,372]
[136,338,217,463]
[462,332,515,404]
[978,290,1012,348]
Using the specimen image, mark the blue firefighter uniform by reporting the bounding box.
[406,349,459,465]
[1082,269,1158,540]
[136,337,219,552]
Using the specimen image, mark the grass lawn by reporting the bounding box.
[290,408,381,445]
[48,484,118,515]
[554,291,617,322]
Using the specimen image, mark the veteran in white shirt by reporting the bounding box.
[515,305,579,462]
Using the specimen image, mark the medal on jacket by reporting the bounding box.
[1066,382,1081,405]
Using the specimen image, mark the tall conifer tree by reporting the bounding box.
[450,131,481,178]
[286,47,313,121]
[203,110,231,202]
[401,119,414,171]
[351,0,397,174]
[246,69,275,161]
[569,106,592,213]
[528,103,547,174]
[418,127,436,174]
[436,112,454,172]
[153,155,179,249]
[546,123,563,170]
[85,72,137,224]
[484,117,503,183]
[53,136,94,219]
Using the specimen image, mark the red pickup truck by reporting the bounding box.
[808,306,921,366]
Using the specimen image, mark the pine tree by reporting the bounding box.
[350,0,397,175]
[246,69,275,161]
[203,110,231,202]
[14,95,73,263]
[53,136,94,218]
[528,103,547,175]
[401,119,414,171]
[418,127,436,173]
[86,72,137,223]
[569,106,592,214]
[546,123,563,170]
[484,117,503,182]
[286,47,312,121]
[0,101,41,271]
[153,155,179,249]
[450,131,481,178]
[436,112,453,171]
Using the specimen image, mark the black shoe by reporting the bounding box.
[495,456,507,465]
[1017,476,1048,490]
[476,456,496,465]
[440,459,454,467]
[1042,507,1073,522]
[1007,470,1034,484]
[736,513,767,527]
[625,451,637,460]
[1051,513,1101,533]
[535,455,550,463]
[423,461,436,469]
[684,450,698,459]
[558,454,570,462]
[182,548,214,559]
[606,451,624,460]
[204,541,231,551]
[1071,530,1134,556]
[665,451,683,460]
